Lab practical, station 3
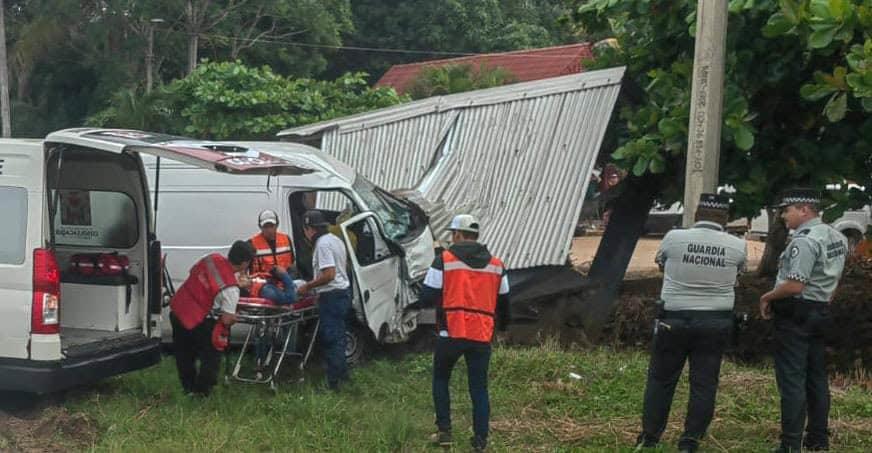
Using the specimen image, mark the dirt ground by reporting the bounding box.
[0,392,98,452]
[569,234,767,277]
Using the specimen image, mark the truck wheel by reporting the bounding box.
[345,323,375,367]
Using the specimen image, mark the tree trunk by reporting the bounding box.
[0,0,12,137]
[758,207,788,277]
[575,172,662,340]
[186,0,199,75]
[187,33,199,74]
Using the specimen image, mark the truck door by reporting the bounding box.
[339,212,402,339]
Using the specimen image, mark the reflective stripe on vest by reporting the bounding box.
[442,250,504,342]
[170,253,238,330]
[250,232,294,273]
[247,274,276,298]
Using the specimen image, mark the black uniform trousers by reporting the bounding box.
[640,310,732,450]
[772,300,831,451]
[171,312,221,396]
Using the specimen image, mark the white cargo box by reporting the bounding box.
[60,276,141,332]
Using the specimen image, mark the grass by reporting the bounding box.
[59,341,872,452]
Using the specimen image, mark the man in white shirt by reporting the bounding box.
[297,210,352,390]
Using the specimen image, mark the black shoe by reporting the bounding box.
[634,433,658,451]
[429,430,452,447]
[804,434,829,451]
[677,435,699,452]
[470,435,487,452]
[772,445,801,453]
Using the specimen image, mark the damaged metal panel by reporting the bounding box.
[280,67,625,269]
[322,111,457,190]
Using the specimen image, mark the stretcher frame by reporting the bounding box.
[225,296,319,391]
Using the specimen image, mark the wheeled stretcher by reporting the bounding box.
[226,295,319,390]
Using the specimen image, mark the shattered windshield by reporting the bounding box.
[352,176,414,241]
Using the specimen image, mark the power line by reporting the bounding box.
[195,30,478,57]
[186,30,590,60]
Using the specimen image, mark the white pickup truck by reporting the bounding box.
[749,205,870,250]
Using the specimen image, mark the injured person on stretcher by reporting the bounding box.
[236,267,305,379]
[238,266,300,305]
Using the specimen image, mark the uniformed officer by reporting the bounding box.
[760,188,848,452]
[636,194,747,453]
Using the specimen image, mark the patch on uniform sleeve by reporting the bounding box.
[786,272,809,283]
[790,246,800,258]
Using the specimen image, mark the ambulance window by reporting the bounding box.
[53,190,139,248]
[344,216,393,266]
[0,186,27,264]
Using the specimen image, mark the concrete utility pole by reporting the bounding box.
[0,0,12,137]
[146,18,164,94]
[682,0,728,227]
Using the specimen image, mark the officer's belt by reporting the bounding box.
[772,297,828,320]
[773,296,828,305]
[658,309,733,320]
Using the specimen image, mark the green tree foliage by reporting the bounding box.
[406,64,517,99]
[87,61,407,140]
[4,0,585,136]
[329,0,575,80]
[764,0,872,121]
[569,0,872,218]
[183,0,353,77]
[4,0,352,136]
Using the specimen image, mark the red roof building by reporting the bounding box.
[375,43,594,95]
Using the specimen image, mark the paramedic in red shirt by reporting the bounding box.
[169,240,254,396]
[422,215,510,452]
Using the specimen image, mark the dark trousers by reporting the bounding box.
[318,288,351,387]
[640,313,732,450]
[773,304,831,450]
[432,337,492,440]
[170,312,220,396]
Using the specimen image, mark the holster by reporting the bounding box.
[732,312,749,346]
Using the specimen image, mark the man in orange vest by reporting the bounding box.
[170,240,254,396]
[422,214,510,452]
[247,209,296,303]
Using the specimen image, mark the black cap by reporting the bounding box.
[303,210,329,227]
[773,188,821,208]
[697,193,730,212]
[228,240,255,265]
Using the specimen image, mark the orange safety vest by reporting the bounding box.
[250,232,294,274]
[247,273,273,298]
[441,250,505,343]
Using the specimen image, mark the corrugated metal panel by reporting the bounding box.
[280,67,625,269]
